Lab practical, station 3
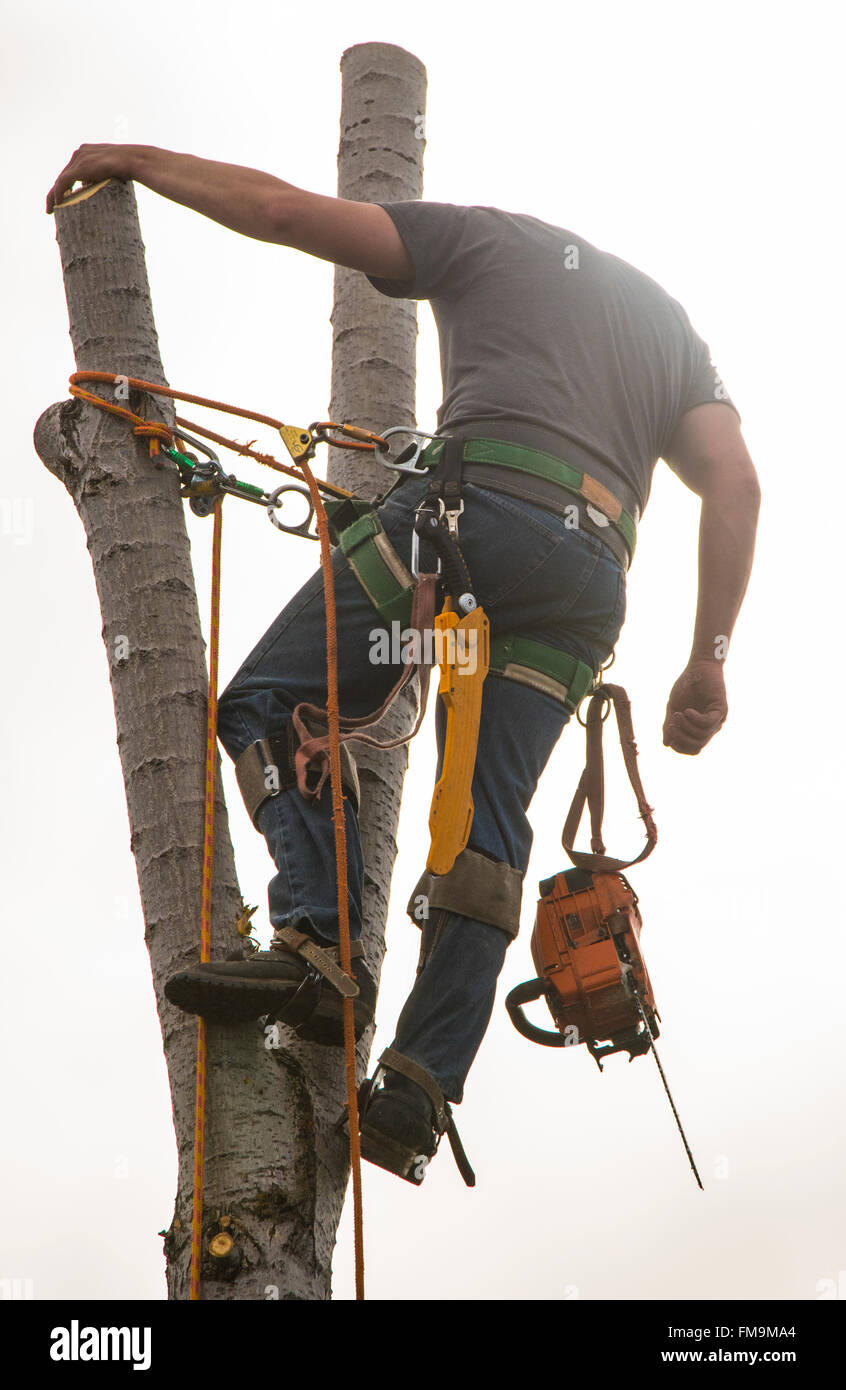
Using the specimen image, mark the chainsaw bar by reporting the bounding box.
[631,988,703,1191]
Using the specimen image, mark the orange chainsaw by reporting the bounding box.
[506,866,659,1066]
[505,684,703,1189]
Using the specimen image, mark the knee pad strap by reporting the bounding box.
[235,725,360,828]
[407,847,523,938]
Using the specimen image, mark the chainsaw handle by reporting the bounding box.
[505,978,571,1048]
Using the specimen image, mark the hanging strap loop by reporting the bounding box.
[562,683,657,874]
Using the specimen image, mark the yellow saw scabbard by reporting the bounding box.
[426,603,490,876]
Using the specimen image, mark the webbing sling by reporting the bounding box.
[420,436,638,562]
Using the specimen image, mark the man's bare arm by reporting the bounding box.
[46,144,414,279]
[661,402,761,755]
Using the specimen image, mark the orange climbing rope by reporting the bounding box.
[68,372,379,490]
[68,374,372,1301]
[292,453,366,1301]
[190,497,222,1301]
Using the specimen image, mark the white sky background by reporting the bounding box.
[1,0,843,1302]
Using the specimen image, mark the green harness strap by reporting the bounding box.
[325,498,596,714]
[421,436,637,559]
[326,497,416,628]
[488,635,595,712]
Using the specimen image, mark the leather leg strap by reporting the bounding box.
[235,726,360,828]
[377,1047,476,1187]
[380,1046,449,1129]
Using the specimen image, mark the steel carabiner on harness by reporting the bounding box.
[372,426,439,475]
[412,501,476,615]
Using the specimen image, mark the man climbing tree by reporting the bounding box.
[47,144,760,1187]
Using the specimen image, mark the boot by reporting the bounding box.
[164,925,376,1045]
[358,1048,475,1186]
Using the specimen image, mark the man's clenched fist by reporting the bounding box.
[663,659,728,755]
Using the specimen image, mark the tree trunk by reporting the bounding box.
[329,41,426,1028]
[34,41,425,1302]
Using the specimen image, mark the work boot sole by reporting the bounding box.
[164,952,375,1045]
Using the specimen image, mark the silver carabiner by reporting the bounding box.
[266,484,319,540]
[372,426,438,474]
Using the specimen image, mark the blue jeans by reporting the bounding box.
[217,473,626,1103]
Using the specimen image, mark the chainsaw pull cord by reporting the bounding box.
[563,683,658,874]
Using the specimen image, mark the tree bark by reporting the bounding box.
[34,40,426,1302]
[329,43,426,992]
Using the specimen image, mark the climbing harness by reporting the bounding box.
[416,436,638,568]
[276,432,495,878]
[505,684,703,1189]
[326,453,604,711]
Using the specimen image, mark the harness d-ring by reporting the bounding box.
[577,684,613,728]
[576,651,616,726]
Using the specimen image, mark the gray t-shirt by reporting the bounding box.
[367,202,739,518]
